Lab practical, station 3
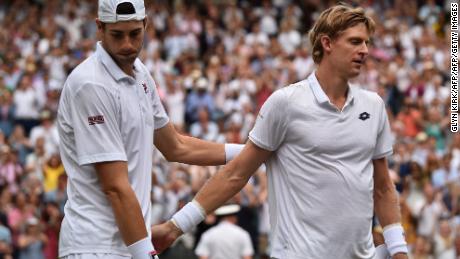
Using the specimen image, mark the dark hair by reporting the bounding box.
[116,2,136,15]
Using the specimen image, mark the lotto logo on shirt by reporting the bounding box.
[88,115,105,125]
[142,83,149,94]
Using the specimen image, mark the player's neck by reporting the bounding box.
[101,42,136,77]
[315,64,349,103]
[117,62,135,77]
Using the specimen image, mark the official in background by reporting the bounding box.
[195,204,254,259]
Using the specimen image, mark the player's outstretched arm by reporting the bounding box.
[152,141,271,253]
[373,157,408,259]
[193,140,271,213]
[154,123,243,166]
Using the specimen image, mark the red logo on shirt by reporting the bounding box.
[88,115,105,125]
[142,83,149,94]
[149,250,159,258]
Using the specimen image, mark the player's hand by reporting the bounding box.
[392,253,408,259]
[151,220,183,253]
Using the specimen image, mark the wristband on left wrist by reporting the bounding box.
[382,223,408,256]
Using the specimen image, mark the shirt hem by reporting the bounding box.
[154,118,169,130]
[248,135,276,151]
[59,247,130,258]
[372,149,393,160]
[78,153,127,166]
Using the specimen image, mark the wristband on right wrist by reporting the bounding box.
[382,223,408,256]
[127,236,159,259]
[171,200,206,233]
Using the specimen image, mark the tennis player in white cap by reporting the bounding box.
[57,1,243,259]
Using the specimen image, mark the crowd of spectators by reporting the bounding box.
[0,0,458,258]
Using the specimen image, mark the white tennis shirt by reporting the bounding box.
[57,42,169,257]
[249,72,393,259]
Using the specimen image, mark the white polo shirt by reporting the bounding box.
[249,72,393,259]
[57,42,169,257]
[195,221,254,259]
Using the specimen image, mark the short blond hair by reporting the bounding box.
[308,4,375,64]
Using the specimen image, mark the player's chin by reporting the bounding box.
[117,54,137,63]
[348,68,361,78]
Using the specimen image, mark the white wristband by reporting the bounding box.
[225,143,244,163]
[171,200,206,233]
[382,223,408,256]
[127,236,159,259]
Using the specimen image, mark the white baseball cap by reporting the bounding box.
[98,0,146,23]
[214,204,240,216]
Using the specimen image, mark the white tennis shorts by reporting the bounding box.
[60,254,131,259]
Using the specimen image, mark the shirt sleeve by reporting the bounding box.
[372,97,394,159]
[194,233,210,257]
[249,89,288,151]
[147,76,169,130]
[241,231,254,256]
[71,83,127,165]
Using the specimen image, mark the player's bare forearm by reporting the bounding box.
[106,185,148,245]
[95,161,148,246]
[152,141,271,253]
[172,134,225,165]
[152,148,249,252]
[373,157,401,227]
[155,123,225,165]
[194,160,249,213]
[194,141,271,214]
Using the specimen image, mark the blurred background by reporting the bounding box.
[0,0,457,258]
